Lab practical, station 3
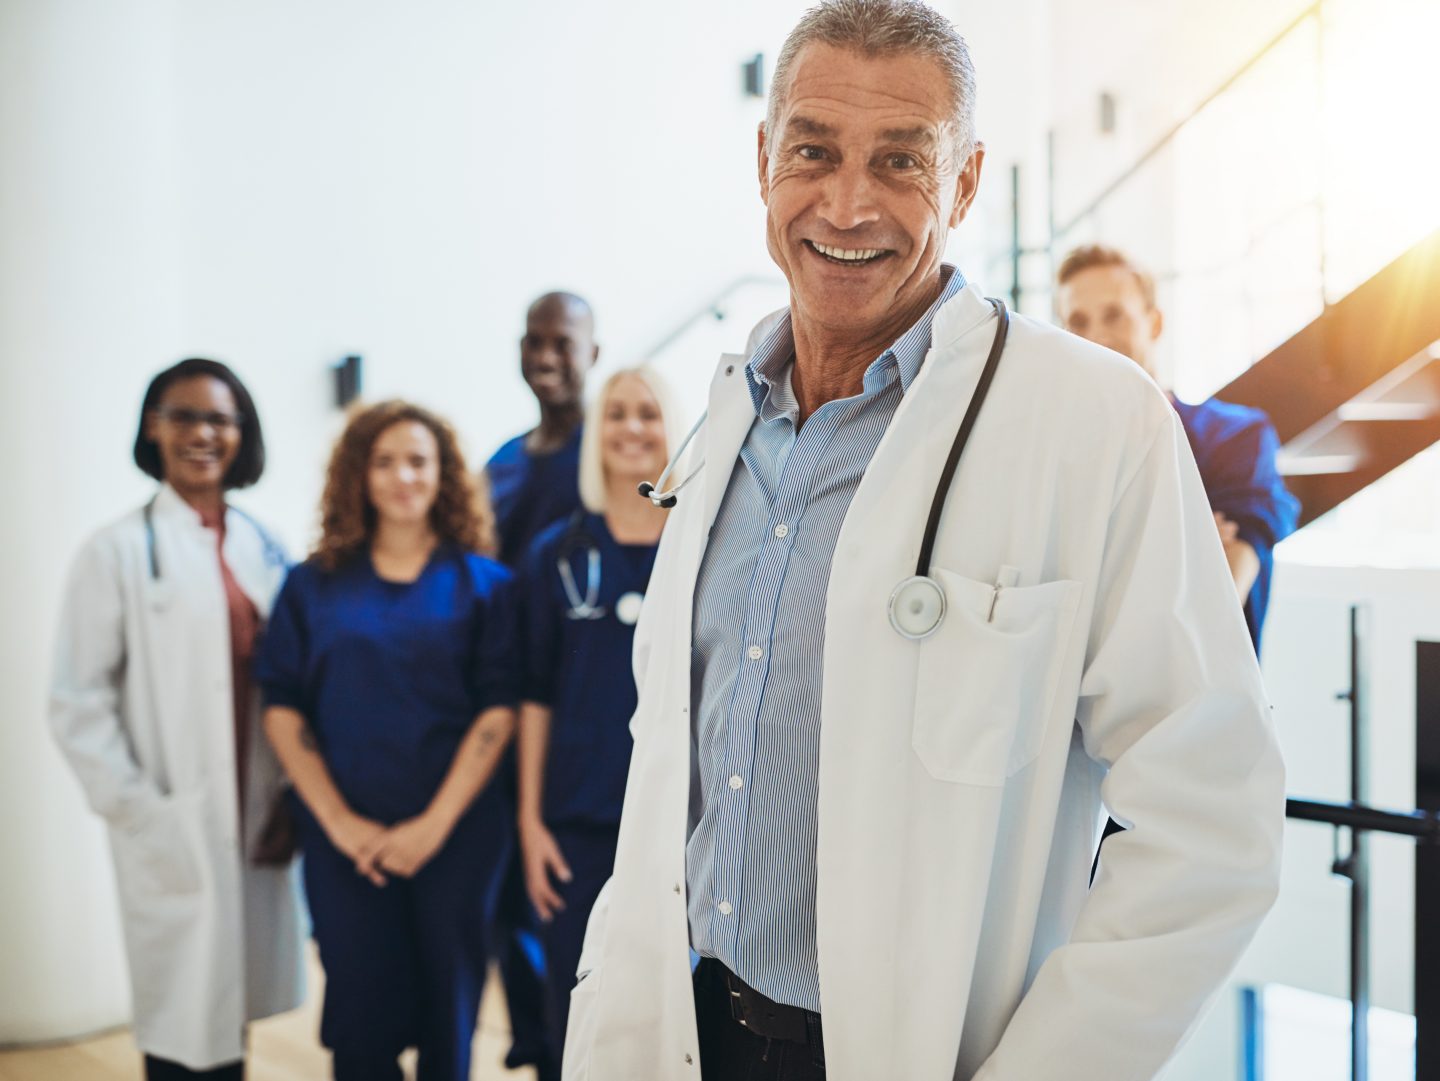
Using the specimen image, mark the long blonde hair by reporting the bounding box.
[577,367,681,514]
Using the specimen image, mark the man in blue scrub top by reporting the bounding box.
[483,291,598,1080]
[1057,245,1299,651]
[487,292,600,564]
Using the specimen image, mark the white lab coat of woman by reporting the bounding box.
[563,285,1285,1081]
[50,484,304,1069]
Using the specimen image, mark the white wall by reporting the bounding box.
[0,0,183,1041]
[0,0,1046,1043]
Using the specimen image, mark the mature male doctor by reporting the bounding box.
[563,2,1285,1079]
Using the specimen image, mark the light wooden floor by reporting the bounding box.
[0,948,539,1081]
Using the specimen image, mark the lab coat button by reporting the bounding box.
[747,645,764,661]
[728,775,743,790]
[686,1053,695,1065]
[718,900,733,916]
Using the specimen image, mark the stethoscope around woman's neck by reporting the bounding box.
[143,491,287,581]
[557,511,648,626]
[636,297,1011,641]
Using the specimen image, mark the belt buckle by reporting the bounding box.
[727,985,749,1028]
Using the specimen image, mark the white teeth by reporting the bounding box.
[813,242,883,261]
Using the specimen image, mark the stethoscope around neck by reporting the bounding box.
[143,494,287,581]
[637,297,1010,642]
[556,511,645,625]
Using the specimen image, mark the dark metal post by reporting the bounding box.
[1417,641,1440,1079]
[1349,606,1370,1081]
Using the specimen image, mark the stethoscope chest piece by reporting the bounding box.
[615,591,644,626]
[888,575,947,640]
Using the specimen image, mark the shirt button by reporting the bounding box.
[718,900,733,916]
[728,775,744,790]
[747,645,764,661]
[773,523,789,538]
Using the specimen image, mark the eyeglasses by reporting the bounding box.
[154,406,245,431]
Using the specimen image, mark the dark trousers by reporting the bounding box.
[144,1057,242,1080]
[493,755,557,1079]
[693,960,826,1080]
[300,804,507,1081]
[538,823,620,1065]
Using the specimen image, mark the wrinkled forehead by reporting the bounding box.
[774,43,956,143]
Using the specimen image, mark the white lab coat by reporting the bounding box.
[563,284,1285,1081]
[49,483,304,1069]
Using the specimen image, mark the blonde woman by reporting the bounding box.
[515,367,674,1060]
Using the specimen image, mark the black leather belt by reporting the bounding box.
[698,958,825,1065]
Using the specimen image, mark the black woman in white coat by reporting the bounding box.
[49,359,303,1080]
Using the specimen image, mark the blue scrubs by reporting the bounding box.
[485,425,583,1079]
[256,546,518,1081]
[1173,397,1299,651]
[487,428,583,568]
[520,512,657,1057]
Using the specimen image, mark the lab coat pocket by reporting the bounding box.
[911,570,1082,786]
[115,793,205,896]
[562,966,604,1081]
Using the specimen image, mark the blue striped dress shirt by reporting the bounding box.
[686,266,967,1011]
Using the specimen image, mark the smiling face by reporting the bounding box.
[1056,264,1164,381]
[520,299,598,411]
[366,420,441,529]
[759,43,983,343]
[599,374,668,485]
[143,376,243,500]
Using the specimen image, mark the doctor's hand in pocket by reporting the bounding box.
[251,793,298,867]
[519,816,572,921]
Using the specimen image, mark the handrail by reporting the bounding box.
[1051,0,1322,242]
[643,275,787,363]
[1286,797,1440,841]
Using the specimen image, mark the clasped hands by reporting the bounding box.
[326,809,450,887]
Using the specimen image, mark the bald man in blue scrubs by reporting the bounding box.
[483,291,599,1081]
[1057,245,1299,652]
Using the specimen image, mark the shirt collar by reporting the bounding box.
[744,264,967,421]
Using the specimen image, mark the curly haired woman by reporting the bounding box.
[256,401,517,1081]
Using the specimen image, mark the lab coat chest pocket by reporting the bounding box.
[912,570,1082,786]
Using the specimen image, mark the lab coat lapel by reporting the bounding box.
[815,285,1007,1069]
[222,510,278,619]
[699,357,757,537]
[698,305,788,540]
[840,284,1001,541]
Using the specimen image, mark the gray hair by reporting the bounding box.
[765,0,977,166]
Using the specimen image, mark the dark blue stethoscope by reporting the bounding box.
[143,494,287,581]
[556,511,645,626]
[638,297,1010,641]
